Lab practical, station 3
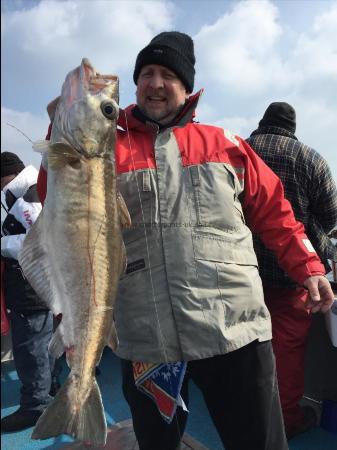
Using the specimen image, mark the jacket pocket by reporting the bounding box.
[193,258,266,334]
[118,169,157,244]
[189,163,245,231]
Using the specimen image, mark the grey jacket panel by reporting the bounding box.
[115,129,271,362]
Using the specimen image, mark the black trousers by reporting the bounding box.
[121,340,288,450]
[9,310,54,412]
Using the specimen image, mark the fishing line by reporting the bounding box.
[123,109,185,442]
[123,110,169,364]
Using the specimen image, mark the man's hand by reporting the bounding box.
[303,276,334,313]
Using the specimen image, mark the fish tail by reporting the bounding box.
[32,375,107,445]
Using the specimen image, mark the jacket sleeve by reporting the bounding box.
[1,199,42,260]
[237,138,325,285]
[37,122,52,205]
[37,165,48,205]
[306,155,337,233]
[305,155,337,263]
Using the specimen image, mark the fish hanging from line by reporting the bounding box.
[19,58,131,446]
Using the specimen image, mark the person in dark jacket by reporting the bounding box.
[1,151,56,432]
[246,103,337,439]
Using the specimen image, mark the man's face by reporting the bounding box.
[136,64,190,125]
[1,174,16,191]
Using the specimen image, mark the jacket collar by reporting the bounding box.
[118,89,204,132]
[3,165,38,199]
[250,125,298,140]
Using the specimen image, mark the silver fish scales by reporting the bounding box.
[19,58,131,445]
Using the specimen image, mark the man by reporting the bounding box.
[246,103,337,439]
[38,33,334,450]
[1,152,55,432]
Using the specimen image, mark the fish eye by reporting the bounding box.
[100,100,117,120]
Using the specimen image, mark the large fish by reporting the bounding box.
[19,58,131,445]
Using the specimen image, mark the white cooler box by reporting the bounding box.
[325,299,337,347]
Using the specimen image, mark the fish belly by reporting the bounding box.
[47,157,122,371]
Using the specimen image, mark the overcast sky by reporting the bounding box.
[1,0,337,181]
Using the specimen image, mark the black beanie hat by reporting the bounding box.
[133,31,195,93]
[259,102,296,134]
[1,152,25,178]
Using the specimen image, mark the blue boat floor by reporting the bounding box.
[1,349,336,450]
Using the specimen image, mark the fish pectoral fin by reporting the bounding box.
[48,143,80,169]
[32,140,52,154]
[105,324,118,352]
[32,376,107,445]
[117,191,132,228]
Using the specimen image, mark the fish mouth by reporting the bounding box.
[85,58,119,103]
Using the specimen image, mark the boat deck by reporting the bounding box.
[2,323,337,450]
[60,419,209,450]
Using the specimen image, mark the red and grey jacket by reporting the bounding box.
[38,91,325,362]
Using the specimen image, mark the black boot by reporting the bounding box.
[1,408,42,432]
[286,405,317,440]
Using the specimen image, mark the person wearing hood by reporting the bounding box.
[38,33,334,450]
[246,103,337,439]
[1,152,55,432]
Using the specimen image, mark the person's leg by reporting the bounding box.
[1,309,54,432]
[11,309,54,412]
[121,359,188,450]
[189,341,288,450]
[264,286,314,437]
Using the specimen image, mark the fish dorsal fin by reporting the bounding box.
[48,143,80,170]
[117,191,131,228]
